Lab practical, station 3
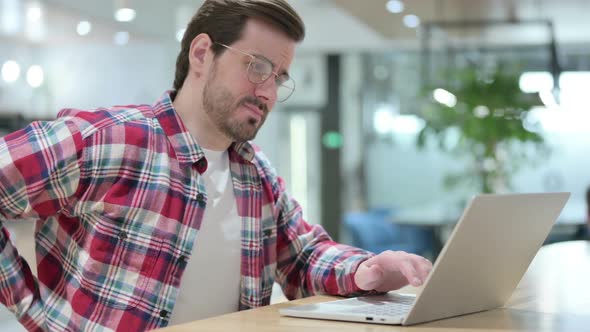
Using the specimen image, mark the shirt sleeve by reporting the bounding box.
[0,118,84,330]
[0,118,83,220]
[0,227,47,331]
[254,151,374,299]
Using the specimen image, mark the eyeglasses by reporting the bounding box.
[214,42,295,102]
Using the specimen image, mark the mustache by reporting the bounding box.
[239,96,268,114]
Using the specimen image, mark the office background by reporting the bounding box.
[1,0,589,330]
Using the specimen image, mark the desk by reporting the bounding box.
[157,241,590,332]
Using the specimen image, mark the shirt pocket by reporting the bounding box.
[76,213,162,310]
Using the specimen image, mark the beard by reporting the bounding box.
[202,65,268,142]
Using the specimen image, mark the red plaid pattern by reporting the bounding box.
[0,92,372,331]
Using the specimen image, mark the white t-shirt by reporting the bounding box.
[168,148,241,325]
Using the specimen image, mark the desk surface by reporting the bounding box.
[157,241,590,332]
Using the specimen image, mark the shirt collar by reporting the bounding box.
[152,91,256,166]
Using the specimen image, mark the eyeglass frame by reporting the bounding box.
[213,42,295,102]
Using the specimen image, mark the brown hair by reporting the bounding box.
[173,0,305,91]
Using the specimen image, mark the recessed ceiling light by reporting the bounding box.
[403,14,420,28]
[386,0,404,14]
[1,60,20,83]
[76,21,92,36]
[114,8,136,22]
[24,1,46,41]
[26,65,44,88]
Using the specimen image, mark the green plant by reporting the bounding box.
[417,64,548,193]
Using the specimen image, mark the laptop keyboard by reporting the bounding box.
[354,296,415,317]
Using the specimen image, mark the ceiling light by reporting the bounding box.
[403,14,420,28]
[26,65,44,88]
[386,0,404,14]
[24,1,45,41]
[77,21,92,36]
[1,60,20,83]
[115,8,135,22]
[113,31,130,45]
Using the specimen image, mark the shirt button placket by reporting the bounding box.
[195,158,208,174]
[178,255,187,265]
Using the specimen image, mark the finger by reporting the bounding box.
[404,254,432,282]
[398,258,422,287]
[414,257,433,283]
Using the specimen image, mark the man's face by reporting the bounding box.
[202,19,296,142]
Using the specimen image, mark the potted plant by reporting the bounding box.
[416,64,548,193]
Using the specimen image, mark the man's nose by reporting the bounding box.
[254,77,278,103]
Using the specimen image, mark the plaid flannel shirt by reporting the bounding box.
[0,91,372,331]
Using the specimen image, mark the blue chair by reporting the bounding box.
[343,210,434,256]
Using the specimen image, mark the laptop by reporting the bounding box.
[279,192,570,325]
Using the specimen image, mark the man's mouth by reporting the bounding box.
[241,102,265,121]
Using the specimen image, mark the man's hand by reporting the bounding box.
[354,251,433,292]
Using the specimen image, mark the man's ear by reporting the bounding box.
[188,33,214,78]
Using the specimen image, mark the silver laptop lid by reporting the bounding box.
[404,192,570,325]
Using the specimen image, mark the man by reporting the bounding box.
[0,0,432,330]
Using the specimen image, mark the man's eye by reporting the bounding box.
[276,74,289,85]
[251,60,269,74]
